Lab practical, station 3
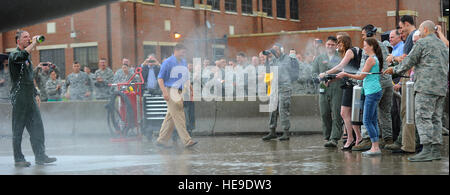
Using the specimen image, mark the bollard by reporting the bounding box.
[351,85,363,125]
[405,81,415,124]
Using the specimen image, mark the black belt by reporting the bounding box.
[167,86,182,92]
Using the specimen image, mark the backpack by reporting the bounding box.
[350,47,363,71]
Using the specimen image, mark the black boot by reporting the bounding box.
[262,129,277,141]
[278,130,290,141]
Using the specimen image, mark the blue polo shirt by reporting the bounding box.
[392,41,404,57]
[157,55,189,90]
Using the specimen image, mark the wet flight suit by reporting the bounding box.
[9,47,49,163]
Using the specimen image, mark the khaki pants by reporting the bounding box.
[400,78,417,152]
[157,87,192,146]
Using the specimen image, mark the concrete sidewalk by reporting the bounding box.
[0,134,448,175]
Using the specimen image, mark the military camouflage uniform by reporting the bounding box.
[360,40,394,142]
[268,53,295,135]
[93,68,113,100]
[45,79,63,100]
[113,68,139,84]
[33,68,50,101]
[0,70,11,102]
[63,72,92,101]
[394,33,449,145]
[311,51,344,142]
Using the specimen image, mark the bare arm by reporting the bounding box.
[326,49,354,74]
[339,56,376,80]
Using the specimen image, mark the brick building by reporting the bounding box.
[0,0,447,78]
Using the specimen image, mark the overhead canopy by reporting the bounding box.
[0,0,118,32]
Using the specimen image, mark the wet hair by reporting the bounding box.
[337,35,352,58]
[327,36,338,43]
[400,15,415,25]
[174,43,187,51]
[15,30,26,43]
[364,38,384,72]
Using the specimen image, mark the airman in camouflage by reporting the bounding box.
[63,62,92,101]
[385,20,449,162]
[45,70,63,101]
[93,58,114,100]
[262,43,296,141]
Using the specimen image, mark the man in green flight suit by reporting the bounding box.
[8,31,57,167]
[311,36,344,147]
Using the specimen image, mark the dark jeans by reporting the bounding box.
[363,90,383,143]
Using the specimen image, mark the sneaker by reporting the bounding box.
[352,139,371,151]
[15,161,31,167]
[35,156,57,165]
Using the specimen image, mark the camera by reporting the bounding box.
[262,49,276,56]
[42,63,49,66]
[149,60,156,63]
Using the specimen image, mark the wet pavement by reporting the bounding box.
[0,134,448,175]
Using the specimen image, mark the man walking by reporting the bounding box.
[156,44,197,148]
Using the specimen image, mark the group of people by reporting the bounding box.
[3,15,449,167]
[309,17,448,162]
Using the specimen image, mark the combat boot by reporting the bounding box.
[262,129,278,141]
[431,144,441,160]
[278,130,290,141]
[352,138,371,151]
[408,144,433,162]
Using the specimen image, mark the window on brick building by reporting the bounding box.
[241,0,252,14]
[262,0,272,16]
[160,0,175,5]
[276,0,285,18]
[180,0,194,7]
[40,49,66,78]
[73,46,98,73]
[143,45,157,60]
[225,0,237,12]
[207,0,220,11]
[160,46,174,62]
[290,0,299,20]
[143,0,155,3]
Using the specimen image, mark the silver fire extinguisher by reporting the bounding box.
[405,81,415,124]
[351,85,363,125]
